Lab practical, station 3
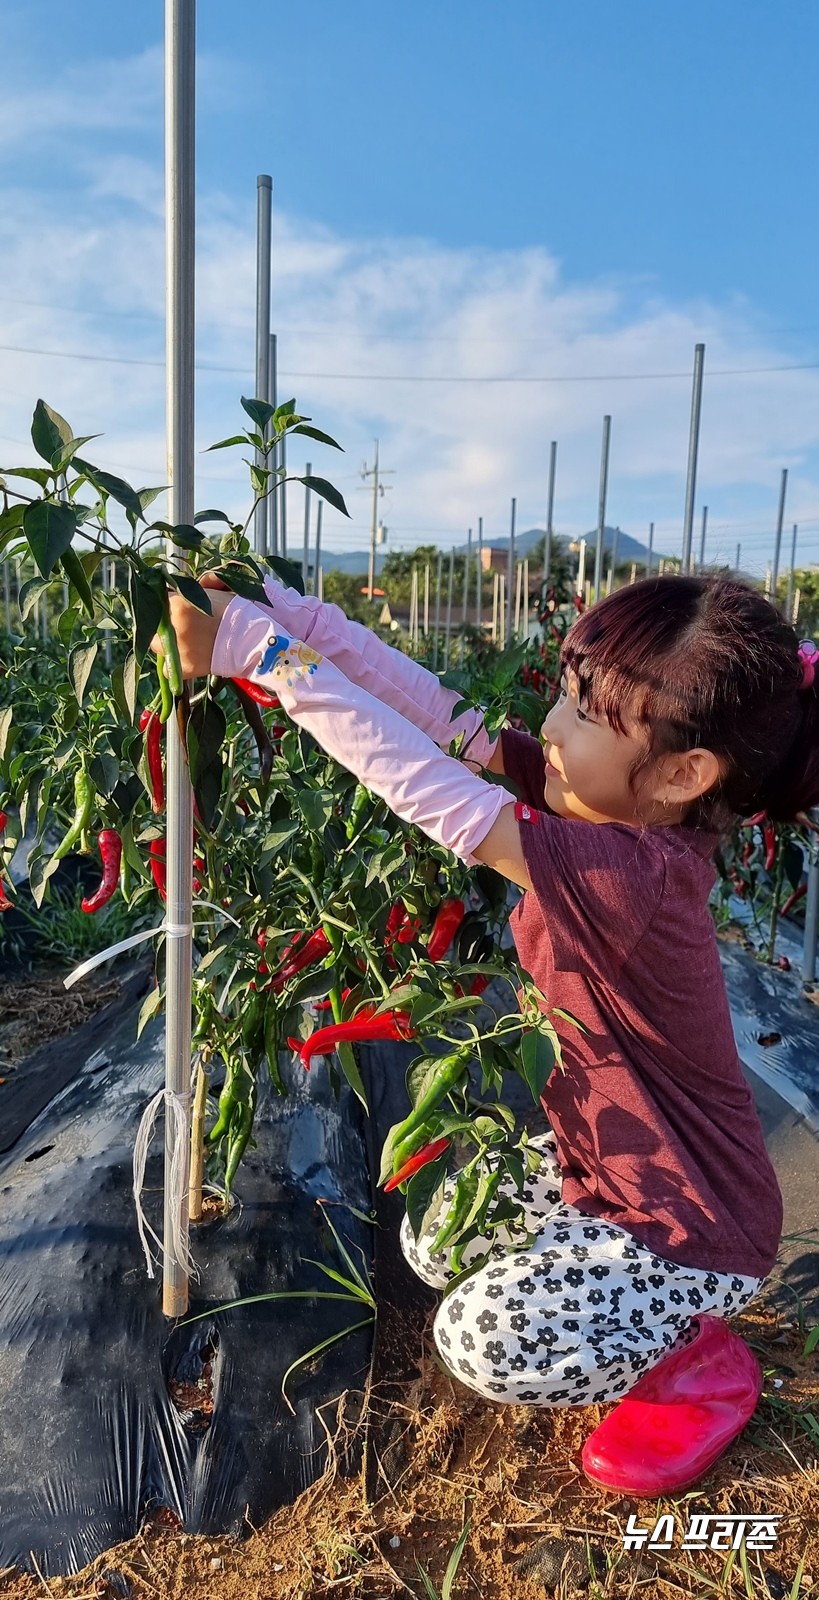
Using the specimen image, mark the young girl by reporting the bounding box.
[164,572,816,1496]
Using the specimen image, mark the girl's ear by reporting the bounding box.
[654,747,724,808]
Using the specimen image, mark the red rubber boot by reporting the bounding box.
[581,1314,762,1496]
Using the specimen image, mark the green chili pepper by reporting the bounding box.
[345,782,371,841]
[389,1049,471,1151]
[157,611,184,697]
[429,1167,480,1254]
[263,991,286,1095]
[224,1088,256,1195]
[53,765,95,862]
[155,650,174,723]
[241,992,267,1060]
[60,548,95,617]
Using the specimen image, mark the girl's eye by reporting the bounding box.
[576,706,588,722]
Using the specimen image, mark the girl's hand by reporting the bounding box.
[150,586,234,679]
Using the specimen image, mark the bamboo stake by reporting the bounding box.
[499,573,506,650]
[491,571,499,643]
[514,561,523,636]
[188,1054,209,1222]
[523,558,529,639]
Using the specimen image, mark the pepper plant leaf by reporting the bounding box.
[31,399,72,464]
[23,500,79,578]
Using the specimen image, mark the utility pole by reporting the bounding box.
[771,468,788,598]
[681,343,705,574]
[593,415,611,602]
[646,521,654,577]
[361,442,394,602]
[785,524,798,622]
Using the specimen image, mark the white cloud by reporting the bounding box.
[1,48,818,579]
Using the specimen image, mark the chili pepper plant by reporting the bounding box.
[0,398,572,1277]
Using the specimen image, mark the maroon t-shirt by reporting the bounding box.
[500,726,783,1278]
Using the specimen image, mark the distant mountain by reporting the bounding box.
[320,524,667,575]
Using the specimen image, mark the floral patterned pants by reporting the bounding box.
[399,1132,765,1405]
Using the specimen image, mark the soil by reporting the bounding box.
[0,970,122,1075]
[0,1293,816,1600]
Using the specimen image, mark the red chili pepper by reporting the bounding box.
[314,987,354,1013]
[267,928,333,995]
[383,1137,451,1192]
[81,829,123,913]
[233,677,281,710]
[743,811,767,828]
[150,837,167,902]
[781,883,807,918]
[763,821,777,873]
[426,898,466,962]
[385,900,423,949]
[139,708,165,814]
[288,1007,415,1070]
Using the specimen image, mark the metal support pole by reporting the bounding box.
[681,343,705,574]
[314,499,322,603]
[544,440,557,583]
[444,548,454,664]
[491,571,499,643]
[254,174,272,557]
[302,462,312,592]
[646,522,654,577]
[279,420,287,561]
[802,834,819,984]
[433,548,443,672]
[410,566,418,648]
[786,524,798,622]
[698,506,708,573]
[460,527,471,665]
[499,573,506,650]
[506,498,516,642]
[163,0,195,1320]
[771,468,788,599]
[576,537,587,598]
[476,516,483,635]
[735,542,741,573]
[268,332,279,558]
[423,562,430,637]
[593,415,611,601]
[367,441,379,603]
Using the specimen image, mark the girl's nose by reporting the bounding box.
[543,702,561,744]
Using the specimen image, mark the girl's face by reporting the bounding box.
[541,669,656,825]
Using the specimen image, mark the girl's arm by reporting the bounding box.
[237,579,500,773]
[206,595,532,885]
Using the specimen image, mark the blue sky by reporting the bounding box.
[2,1,819,575]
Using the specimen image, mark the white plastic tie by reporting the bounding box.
[132,1085,199,1284]
[63,899,241,990]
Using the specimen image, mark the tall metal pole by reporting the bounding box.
[314,499,322,602]
[460,526,472,665]
[279,416,288,562]
[163,0,196,1319]
[771,468,788,598]
[506,498,516,643]
[491,571,499,643]
[646,521,654,577]
[423,562,430,637]
[544,440,557,583]
[433,548,443,672]
[367,441,379,603]
[735,542,741,573]
[785,524,798,622]
[268,332,279,558]
[698,505,708,573]
[681,343,705,574]
[254,175,272,557]
[302,462,312,592]
[445,547,454,664]
[476,516,483,635]
[593,415,611,601]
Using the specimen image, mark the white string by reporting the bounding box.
[132,1085,199,1283]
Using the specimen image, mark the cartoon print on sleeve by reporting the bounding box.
[255,630,323,688]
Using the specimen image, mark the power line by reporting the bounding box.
[2,339,819,384]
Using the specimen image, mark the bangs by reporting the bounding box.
[560,582,708,743]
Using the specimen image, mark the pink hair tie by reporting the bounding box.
[798,640,819,690]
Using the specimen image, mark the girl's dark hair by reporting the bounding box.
[561,575,819,829]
